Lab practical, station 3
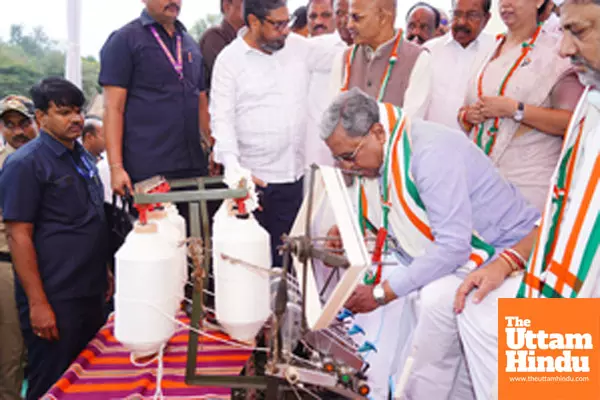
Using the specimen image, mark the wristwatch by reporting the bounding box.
[372,284,386,306]
[513,101,525,122]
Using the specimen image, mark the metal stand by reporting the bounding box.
[134,176,268,390]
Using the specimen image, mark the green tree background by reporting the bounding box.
[0,25,101,103]
[0,15,220,105]
[189,14,222,42]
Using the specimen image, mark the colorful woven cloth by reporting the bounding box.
[44,312,253,399]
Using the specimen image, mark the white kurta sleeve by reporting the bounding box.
[209,51,240,172]
[403,51,432,119]
[328,50,345,101]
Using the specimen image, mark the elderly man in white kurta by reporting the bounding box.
[319,87,539,399]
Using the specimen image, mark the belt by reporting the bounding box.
[0,252,12,263]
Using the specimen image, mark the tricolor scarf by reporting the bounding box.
[365,103,496,273]
[518,88,600,298]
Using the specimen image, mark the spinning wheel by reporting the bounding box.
[132,168,375,399]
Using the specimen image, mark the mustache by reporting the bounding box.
[164,2,180,11]
[313,24,327,31]
[407,34,424,43]
[12,134,30,142]
[453,25,471,34]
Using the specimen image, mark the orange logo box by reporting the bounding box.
[498,298,600,400]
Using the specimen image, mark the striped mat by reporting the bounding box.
[44,312,253,399]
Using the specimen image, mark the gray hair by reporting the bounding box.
[320,88,380,140]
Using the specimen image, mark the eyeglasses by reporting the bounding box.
[263,17,291,31]
[334,136,367,163]
[451,10,486,21]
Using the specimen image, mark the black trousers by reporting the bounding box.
[254,178,304,268]
[19,295,105,400]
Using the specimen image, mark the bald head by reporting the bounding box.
[348,0,396,47]
[376,0,397,13]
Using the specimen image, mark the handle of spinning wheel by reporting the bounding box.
[134,181,171,225]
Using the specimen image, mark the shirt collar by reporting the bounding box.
[587,88,600,109]
[140,9,186,32]
[39,130,84,158]
[444,32,483,51]
[237,27,272,55]
[364,32,399,61]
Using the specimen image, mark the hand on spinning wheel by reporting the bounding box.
[324,225,344,267]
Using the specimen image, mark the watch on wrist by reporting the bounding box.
[373,284,386,306]
[513,101,525,122]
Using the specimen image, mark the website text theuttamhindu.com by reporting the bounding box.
[508,376,591,383]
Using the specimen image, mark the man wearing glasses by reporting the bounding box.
[322,88,539,399]
[210,0,342,268]
[423,0,495,130]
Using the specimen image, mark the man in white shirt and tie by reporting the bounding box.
[423,0,495,130]
[210,0,339,267]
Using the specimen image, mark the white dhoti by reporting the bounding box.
[456,274,522,400]
[398,274,475,400]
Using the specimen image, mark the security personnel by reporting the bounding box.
[0,95,37,400]
[0,78,110,400]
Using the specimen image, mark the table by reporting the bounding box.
[44,312,253,399]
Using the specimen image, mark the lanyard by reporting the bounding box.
[150,26,183,80]
[71,151,96,182]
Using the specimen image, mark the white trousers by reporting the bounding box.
[398,274,475,400]
[457,274,521,400]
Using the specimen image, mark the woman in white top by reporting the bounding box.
[458,0,584,210]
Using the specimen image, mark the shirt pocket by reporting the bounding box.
[183,47,203,92]
[135,46,169,88]
[46,175,89,222]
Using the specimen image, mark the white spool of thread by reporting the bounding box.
[162,205,188,288]
[147,210,187,305]
[212,201,272,342]
[164,203,186,239]
[114,221,179,358]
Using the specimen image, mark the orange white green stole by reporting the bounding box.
[518,87,600,298]
[366,103,495,276]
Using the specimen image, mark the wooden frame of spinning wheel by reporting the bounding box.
[289,166,371,331]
